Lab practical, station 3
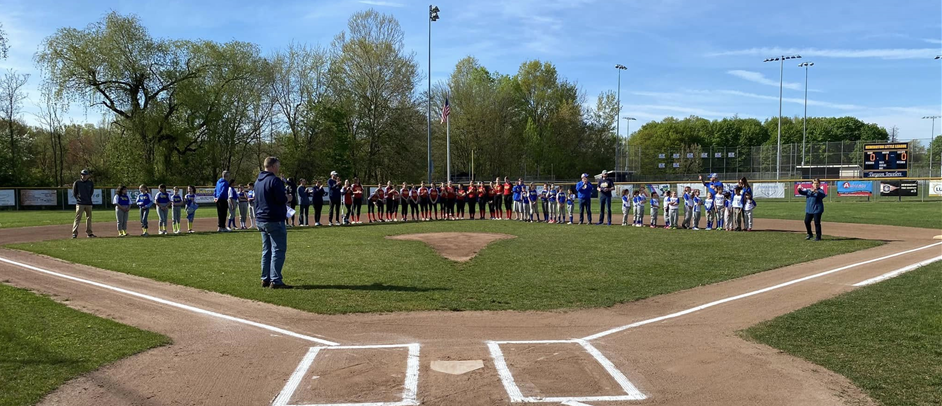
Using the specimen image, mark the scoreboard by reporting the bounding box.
[863,142,908,178]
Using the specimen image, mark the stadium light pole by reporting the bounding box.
[614,64,627,173]
[764,55,801,179]
[798,62,814,167]
[623,116,636,172]
[925,115,940,177]
[427,5,440,184]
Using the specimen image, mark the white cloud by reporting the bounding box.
[727,70,804,91]
[924,38,942,45]
[707,47,939,60]
[717,90,861,110]
[625,104,737,118]
[358,0,405,7]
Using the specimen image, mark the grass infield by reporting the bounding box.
[743,261,942,406]
[0,284,169,406]
[0,209,216,229]
[751,200,942,229]
[11,221,880,314]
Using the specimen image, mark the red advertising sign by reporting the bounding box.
[793,181,829,197]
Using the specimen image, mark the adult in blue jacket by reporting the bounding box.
[255,157,290,288]
[576,173,594,224]
[596,171,615,225]
[213,171,230,232]
[327,171,343,226]
[798,178,826,241]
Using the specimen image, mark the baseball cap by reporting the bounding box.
[80,169,90,175]
[709,173,717,179]
[581,173,589,178]
[601,170,608,175]
[330,171,338,176]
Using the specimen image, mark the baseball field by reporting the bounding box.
[0,205,939,406]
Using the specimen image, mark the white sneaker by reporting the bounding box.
[692,227,699,230]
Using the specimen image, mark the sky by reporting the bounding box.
[1,0,940,143]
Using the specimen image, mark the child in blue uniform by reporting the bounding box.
[185,186,198,233]
[566,190,575,224]
[743,193,756,231]
[136,185,152,236]
[556,186,566,224]
[691,189,702,230]
[113,185,130,237]
[171,186,184,234]
[649,191,660,228]
[528,183,539,222]
[620,189,631,226]
[667,191,680,230]
[154,185,171,235]
[704,188,716,230]
[681,186,693,229]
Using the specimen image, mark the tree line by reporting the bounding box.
[1,11,930,188]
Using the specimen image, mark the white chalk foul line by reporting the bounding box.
[487,339,646,403]
[0,256,340,346]
[583,241,942,341]
[275,344,421,406]
[853,255,942,286]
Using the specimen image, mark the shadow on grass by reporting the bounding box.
[289,283,448,292]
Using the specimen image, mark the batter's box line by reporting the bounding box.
[273,344,421,406]
[487,339,646,403]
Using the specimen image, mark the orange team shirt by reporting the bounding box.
[352,184,363,199]
[494,184,502,195]
[410,189,419,201]
[446,187,456,199]
[503,182,512,195]
[457,189,466,201]
[400,188,409,201]
[419,186,428,197]
[467,188,476,199]
[387,188,399,200]
[478,186,487,197]
[488,187,497,197]
[376,189,385,200]
[429,188,439,200]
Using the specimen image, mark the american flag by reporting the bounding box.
[440,98,450,124]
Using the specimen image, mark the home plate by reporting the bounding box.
[431,360,484,375]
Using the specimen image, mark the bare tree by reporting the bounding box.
[0,69,29,183]
[0,22,9,59]
[36,93,68,186]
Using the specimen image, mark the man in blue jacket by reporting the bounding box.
[596,171,614,225]
[213,171,230,232]
[797,178,827,241]
[255,157,290,289]
[327,171,342,226]
[576,173,594,224]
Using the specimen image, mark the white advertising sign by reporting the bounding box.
[929,180,942,197]
[20,190,58,206]
[753,183,786,199]
[68,189,103,205]
[0,190,14,206]
[676,183,707,197]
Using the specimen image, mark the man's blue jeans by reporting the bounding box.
[598,195,612,224]
[258,221,287,284]
[579,198,592,224]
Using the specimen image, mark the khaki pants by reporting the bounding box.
[73,205,93,236]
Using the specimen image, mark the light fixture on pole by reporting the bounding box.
[614,64,627,173]
[427,5,440,184]
[936,55,941,59]
[798,62,814,167]
[764,54,801,180]
[924,115,940,177]
[623,116,636,172]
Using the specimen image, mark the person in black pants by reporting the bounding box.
[798,178,827,241]
[213,171,231,232]
[310,180,324,226]
[284,178,297,227]
[327,171,342,226]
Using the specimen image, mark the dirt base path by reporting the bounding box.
[0,218,939,406]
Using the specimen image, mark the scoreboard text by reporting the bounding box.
[863,142,908,178]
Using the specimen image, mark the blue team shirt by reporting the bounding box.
[528,189,538,202]
[512,185,523,201]
[155,191,170,205]
[137,192,152,208]
[557,192,566,203]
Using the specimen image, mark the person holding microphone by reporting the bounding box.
[576,173,594,225]
[798,178,827,241]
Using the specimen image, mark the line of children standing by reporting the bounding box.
[624,185,755,231]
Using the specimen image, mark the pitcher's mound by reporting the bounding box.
[387,232,516,262]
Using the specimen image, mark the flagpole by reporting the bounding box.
[471,149,474,181]
[446,113,451,182]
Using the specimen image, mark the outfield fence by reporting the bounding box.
[2,177,940,211]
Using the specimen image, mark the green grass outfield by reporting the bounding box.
[11,221,879,314]
[743,261,942,406]
[0,209,217,229]
[752,200,942,229]
[0,284,168,406]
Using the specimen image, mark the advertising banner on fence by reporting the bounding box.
[20,190,57,206]
[67,189,103,205]
[675,183,707,197]
[836,181,872,197]
[879,181,918,197]
[753,183,786,199]
[930,180,942,197]
[793,181,829,197]
[194,188,216,204]
[614,184,633,198]
[0,190,14,206]
[643,184,671,196]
